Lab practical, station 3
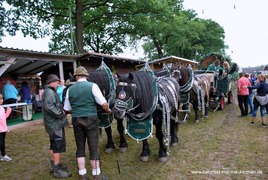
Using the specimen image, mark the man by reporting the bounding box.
[64,66,111,180]
[2,80,18,118]
[237,72,251,117]
[207,60,222,72]
[42,74,71,178]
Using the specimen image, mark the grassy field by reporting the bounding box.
[0,103,267,180]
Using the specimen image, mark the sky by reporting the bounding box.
[183,0,268,67]
[1,0,268,68]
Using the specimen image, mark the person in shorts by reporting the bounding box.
[42,74,71,178]
[64,66,111,180]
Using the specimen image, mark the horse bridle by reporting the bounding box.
[114,81,140,115]
[171,68,194,93]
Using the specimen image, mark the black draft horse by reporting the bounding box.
[113,70,181,162]
[67,69,128,153]
[170,65,211,123]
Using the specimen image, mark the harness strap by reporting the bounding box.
[180,67,194,93]
[159,89,171,154]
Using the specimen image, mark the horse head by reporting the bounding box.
[113,73,138,119]
[113,71,154,120]
[170,66,191,86]
[171,69,182,81]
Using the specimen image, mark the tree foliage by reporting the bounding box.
[2,0,227,62]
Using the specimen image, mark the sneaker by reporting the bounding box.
[251,122,255,125]
[93,174,109,180]
[0,155,12,161]
[50,163,68,173]
[79,174,90,180]
[262,123,266,127]
[53,168,72,178]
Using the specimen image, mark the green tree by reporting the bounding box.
[2,0,226,62]
[0,1,6,41]
[137,8,226,61]
[3,0,176,55]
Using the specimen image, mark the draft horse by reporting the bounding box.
[171,65,211,123]
[113,64,181,162]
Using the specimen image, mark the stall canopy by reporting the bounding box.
[0,47,77,77]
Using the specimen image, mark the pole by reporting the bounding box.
[69,6,74,54]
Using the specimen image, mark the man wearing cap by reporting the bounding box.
[42,74,71,178]
[64,66,111,180]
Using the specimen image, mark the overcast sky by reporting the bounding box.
[183,0,268,67]
[1,0,267,68]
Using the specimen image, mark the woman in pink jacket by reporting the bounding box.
[0,93,12,161]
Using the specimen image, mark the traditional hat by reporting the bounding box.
[74,66,89,76]
[47,74,60,84]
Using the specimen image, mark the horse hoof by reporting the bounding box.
[105,148,114,154]
[158,157,168,162]
[139,156,149,162]
[118,147,127,153]
[170,142,178,147]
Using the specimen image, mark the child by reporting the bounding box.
[0,93,12,161]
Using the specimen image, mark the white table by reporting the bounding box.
[3,103,33,121]
[2,102,27,108]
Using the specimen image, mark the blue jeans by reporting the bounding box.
[252,98,266,118]
[22,99,32,104]
[248,93,254,113]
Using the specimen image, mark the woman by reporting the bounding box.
[247,74,268,127]
[223,60,230,74]
[19,81,31,103]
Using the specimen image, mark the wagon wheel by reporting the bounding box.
[218,96,225,110]
[227,91,233,104]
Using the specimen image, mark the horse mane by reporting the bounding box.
[88,70,110,97]
[130,71,154,114]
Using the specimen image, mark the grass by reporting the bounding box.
[0,103,267,180]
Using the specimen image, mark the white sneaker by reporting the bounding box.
[0,155,12,161]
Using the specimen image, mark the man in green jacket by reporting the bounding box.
[43,74,71,178]
[207,60,222,72]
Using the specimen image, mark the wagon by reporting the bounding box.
[197,53,238,110]
[210,73,236,110]
[194,69,236,110]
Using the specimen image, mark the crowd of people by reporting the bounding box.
[206,60,268,128]
[237,72,268,127]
